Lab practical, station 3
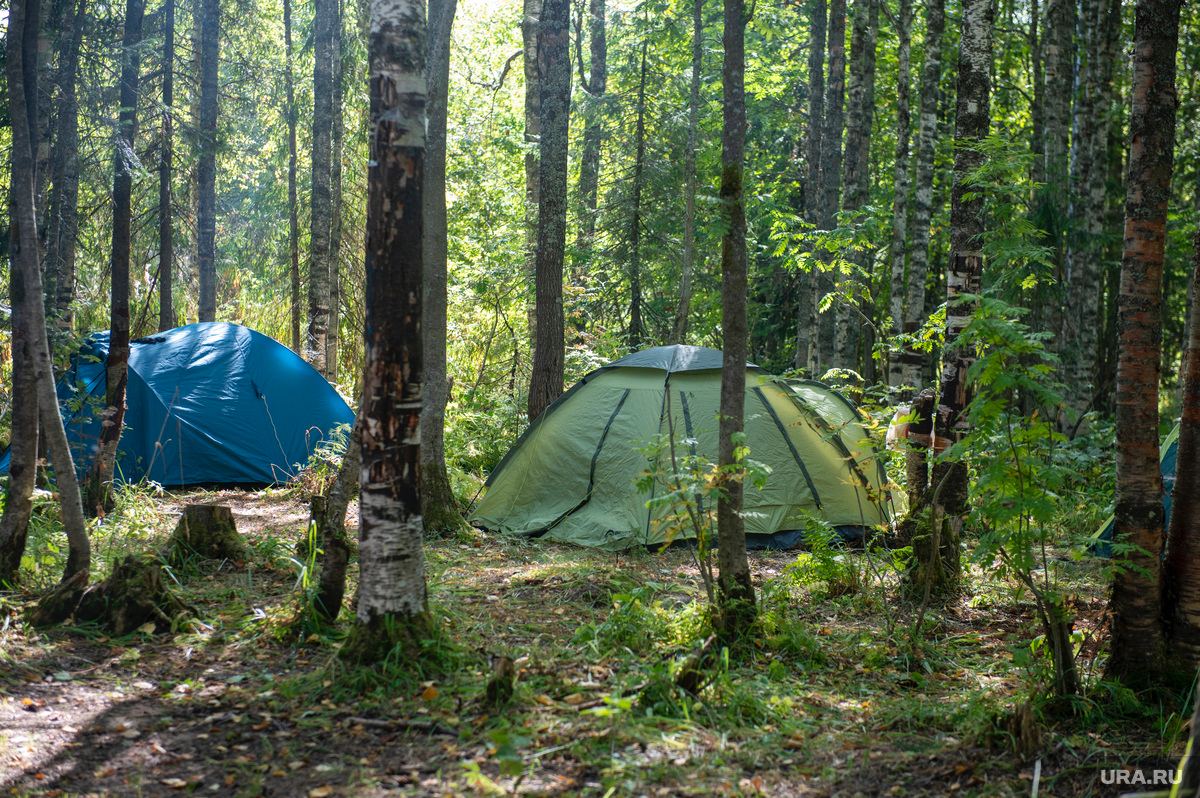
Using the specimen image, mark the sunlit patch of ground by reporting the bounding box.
[0,488,1181,796]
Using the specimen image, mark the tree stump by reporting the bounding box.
[166,504,244,563]
[30,554,193,634]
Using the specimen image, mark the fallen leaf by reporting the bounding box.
[563,693,586,706]
[160,778,189,789]
[309,787,335,798]
[534,695,554,706]
[421,685,439,701]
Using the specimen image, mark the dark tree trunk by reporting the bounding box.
[421,0,461,535]
[1165,232,1200,668]
[522,0,541,337]
[313,421,361,621]
[886,0,912,390]
[158,0,175,331]
[342,0,432,662]
[927,0,994,594]
[1107,0,1182,687]
[196,0,219,322]
[43,0,85,333]
[834,0,878,371]
[673,0,702,344]
[284,0,301,352]
[813,0,845,371]
[6,0,90,582]
[716,0,755,641]
[1029,0,1044,185]
[626,40,648,350]
[308,0,336,374]
[573,0,606,273]
[84,0,145,515]
[796,0,825,371]
[891,0,944,391]
[327,0,345,381]
[526,0,569,421]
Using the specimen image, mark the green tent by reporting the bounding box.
[471,345,901,550]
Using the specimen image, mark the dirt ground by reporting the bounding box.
[0,489,1180,797]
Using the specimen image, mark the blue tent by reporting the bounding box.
[1,322,354,486]
[1091,423,1178,557]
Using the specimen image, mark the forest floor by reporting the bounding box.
[0,487,1184,797]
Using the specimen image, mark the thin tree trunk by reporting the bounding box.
[716,0,755,640]
[834,0,878,372]
[627,40,647,350]
[573,0,605,274]
[326,0,344,381]
[886,0,912,391]
[158,0,175,331]
[1107,0,1182,687]
[0,283,39,585]
[796,0,825,371]
[308,0,336,373]
[927,0,994,594]
[421,0,460,536]
[673,0,701,344]
[893,0,944,391]
[1029,0,1044,185]
[6,0,90,582]
[1165,232,1200,667]
[522,0,542,339]
[812,0,845,372]
[313,420,360,621]
[1040,0,1073,345]
[1063,0,1119,420]
[343,0,432,662]
[196,0,219,322]
[526,0,569,421]
[84,0,145,514]
[284,0,301,353]
[43,0,84,332]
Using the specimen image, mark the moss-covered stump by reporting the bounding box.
[29,554,193,634]
[166,504,245,563]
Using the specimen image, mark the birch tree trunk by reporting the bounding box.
[284,0,301,352]
[626,40,648,350]
[1165,232,1200,668]
[1107,0,1182,688]
[574,0,606,274]
[1062,0,1120,421]
[926,0,993,594]
[526,0,570,421]
[158,0,175,331]
[6,0,90,582]
[796,0,825,371]
[834,0,877,373]
[716,0,755,641]
[196,0,219,322]
[43,0,84,334]
[672,0,701,344]
[891,0,944,391]
[886,0,912,392]
[421,0,461,536]
[308,0,336,373]
[343,0,432,661]
[85,0,145,514]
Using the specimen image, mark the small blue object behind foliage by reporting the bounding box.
[1091,425,1177,558]
[0,322,354,486]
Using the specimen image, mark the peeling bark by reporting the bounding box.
[345,0,432,661]
[308,0,337,373]
[1108,0,1182,687]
